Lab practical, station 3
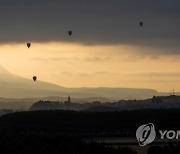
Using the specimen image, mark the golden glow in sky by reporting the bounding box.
[0,42,180,92]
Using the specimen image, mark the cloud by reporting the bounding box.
[32,57,79,62]
[61,71,116,77]
[122,79,180,83]
[0,0,180,55]
[33,56,110,62]
[140,72,180,77]
[84,56,111,62]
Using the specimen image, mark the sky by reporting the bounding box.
[0,0,180,92]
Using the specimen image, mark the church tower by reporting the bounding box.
[68,96,71,103]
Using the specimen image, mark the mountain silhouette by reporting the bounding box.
[0,66,159,99]
[0,66,67,98]
[0,65,12,75]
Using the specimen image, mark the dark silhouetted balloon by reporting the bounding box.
[33,76,37,82]
[27,43,31,48]
[68,31,72,36]
[139,22,143,27]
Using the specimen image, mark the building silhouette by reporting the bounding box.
[64,96,71,104]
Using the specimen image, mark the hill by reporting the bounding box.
[0,65,159,99]
[1,109,180,136]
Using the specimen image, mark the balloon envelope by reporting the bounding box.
[68,31,72,36]
[139,22,143,27]
[27,43,31,48]
[33,76,37,82]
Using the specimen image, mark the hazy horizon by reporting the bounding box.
[0,64,177,93]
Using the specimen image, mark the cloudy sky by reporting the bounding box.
[0,0,180,92]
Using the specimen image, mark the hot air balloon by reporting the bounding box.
[139,21,143,27]
[27,43,31,48]
[68,31,72,36]
[33,76,37,82]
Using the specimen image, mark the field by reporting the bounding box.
[0,109,180,153]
